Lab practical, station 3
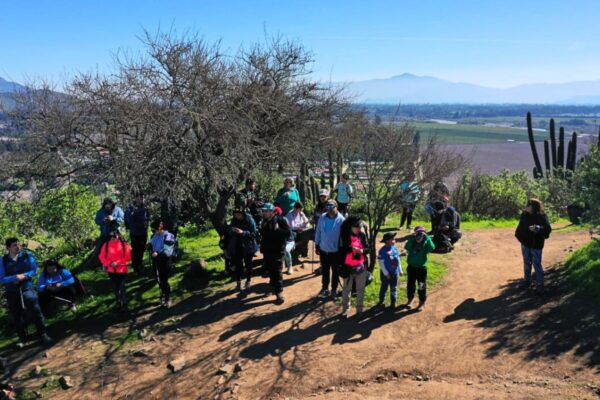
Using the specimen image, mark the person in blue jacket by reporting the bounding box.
[95,198,125,241]
[37,259,77,314]
[125,193,151,275]
[149,220,176,308]
[377,232,403,309]
[0,238,52,347]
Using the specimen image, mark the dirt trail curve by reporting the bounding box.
[18,227,600,399]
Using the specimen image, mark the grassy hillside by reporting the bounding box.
[564,238,600,299]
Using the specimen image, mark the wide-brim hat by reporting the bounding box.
[380,232,397,242]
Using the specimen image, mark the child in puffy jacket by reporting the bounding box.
[99,230,131,310]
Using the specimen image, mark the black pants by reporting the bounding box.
[152,253,172,301]
[293,230,310,258]
[400,207,414,228]
[263,254,283,294]
[338,202,349,216]
[233,253,253,282]
[130,234,148,272]
[320,251,340,292]
[108,273,127,306]
[6,288,46,340]
[38,286,76,315]
[407,265,427,303]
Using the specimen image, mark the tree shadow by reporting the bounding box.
[239,305,418,360]
[443,266,600,371]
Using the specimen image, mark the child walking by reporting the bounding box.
[377,232,403,308]
[404,226,435,311]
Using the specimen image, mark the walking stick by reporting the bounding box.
[19,286,26,311]
[311,241,315,274]
[49,294,74,306]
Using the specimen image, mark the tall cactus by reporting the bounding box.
[527,112,543,178]
[557,126,565,169]
[543,140,551,175]
[567,132,578,171]
[549,118,557,168]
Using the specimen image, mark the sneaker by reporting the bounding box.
[416,302,425,312]
[236,281,242,292]
[40,333,53,345]
[15,342,25,350]
[317,289,330,299]
[165,299,172,308]
[286,266,293,275]
[244,280,251,291]
[341,308,349,318]
[375,301,385,309]
[70,304,78,313]
[405,299,414,309]
[390,301,396,309]
[331,289,339,299]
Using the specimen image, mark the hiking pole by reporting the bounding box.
[19,286,26,311]
[49,294,74,306]
[311,241,315,274]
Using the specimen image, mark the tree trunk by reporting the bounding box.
[210,189,236,236]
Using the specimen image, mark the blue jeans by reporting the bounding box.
[521,245,544,286]
[379,271,399,304]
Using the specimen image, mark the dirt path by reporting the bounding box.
[11,227,600,399]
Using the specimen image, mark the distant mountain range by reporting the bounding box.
[3,75,600,106]
[337,73,600,104]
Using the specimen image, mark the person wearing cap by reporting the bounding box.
[313,188,330,228]
[430,200,462,252]
[315,199,345,299]
[99,230,132,311]
[0,238,52,347]
[259,202,291,304]
[404,226,435,311]
[377,232,403,308]
[339,217,370,316]
[95,197,125,241]
[124,193,151,275]
[286,201,311,260]
[236,178,264,226]
[226,208,259,292]
[275,177,301,215]
[332,173,354,217]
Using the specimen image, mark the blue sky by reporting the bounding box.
[1,0,599,88]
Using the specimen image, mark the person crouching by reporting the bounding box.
[37,259,77,314]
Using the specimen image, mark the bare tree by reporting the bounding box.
[5,30,350,233]
[349,122,465,268]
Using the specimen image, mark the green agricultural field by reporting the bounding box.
[411,122,536,144]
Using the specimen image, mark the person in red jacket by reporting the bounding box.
[98,230,132,310]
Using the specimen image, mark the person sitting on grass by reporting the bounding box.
[149,220,177,308]
[37,259,77,314]
[0,238,52,347]
[99,229,131,311]
[404,226,435,312]
[377,232,403,309]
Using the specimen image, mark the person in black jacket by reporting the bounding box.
[227,209,259,293]
[430,201,462,252]
[515,198,552,292]
[259,203,291,304]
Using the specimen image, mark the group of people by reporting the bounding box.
[0,194,177,347]
[223,175,439,316]
[0,173,553,347]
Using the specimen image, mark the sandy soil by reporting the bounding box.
[5,226,600,400]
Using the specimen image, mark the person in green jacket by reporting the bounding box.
[404,225,435,311]
[275,177,300,215]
